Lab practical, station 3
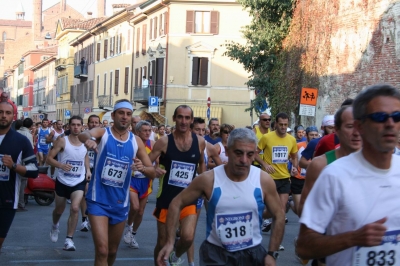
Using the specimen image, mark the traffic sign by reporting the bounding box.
[207,107,210,119]
[207,97,211,108]
[39,114,44,120]
[84,107,91,114]
[300,88,318,106]
[64,110,71,119]
[149,96,159,113]
[23,112,29,117]
[255,99,268,113]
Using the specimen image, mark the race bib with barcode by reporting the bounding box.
[64,160,83,178]
[168,161,195,188]
[101,157,129,188]
[0,154,10,181]
[272,146,288,164]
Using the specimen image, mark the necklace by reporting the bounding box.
[112,127,128,140]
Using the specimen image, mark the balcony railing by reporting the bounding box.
[98,95,113,109]
[133,85,163,104]
[74,65,88,79]
[55,57,74,71]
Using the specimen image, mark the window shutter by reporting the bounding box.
[164,12,169,35]
[159,14,163,35]
[124,67,129,94]
[127,30,130,50]
[134,68,138,87]
[154,16,158,39]
[144,66,147,78]
[109,72,113,95]
[136,28,140,57]
[142,24,147,55]
[119,34,122,53]
[104,73,107,95]
[104,39,108,59]
[139,68,142,87]
[186,11,194,33]
[151,61,156,84]
[115,70,119,95]
[191,57,199,85]
[149,18,153,40]
[74,52,77,66]
[97,43,100,61]
[200,57,209,85]
[210,11,219,35]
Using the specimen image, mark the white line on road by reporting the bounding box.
[10,257,154,263]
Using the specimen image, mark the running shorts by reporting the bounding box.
[130,178,153,199]
[153,205,196,223]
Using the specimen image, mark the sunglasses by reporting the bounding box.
[262,118,271,122]
[222,130,230,134]
[364,111,400,123]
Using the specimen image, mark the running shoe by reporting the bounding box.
[130,235,139,249]
[63,238,76,251]
[50,226,59,243]
[123,224,132,244]
[66,199,71,204]
[168,251,184,266]
[261,219,272,232]
[80,220,90,232]
[279,244,285,251]
[285,217,288,224]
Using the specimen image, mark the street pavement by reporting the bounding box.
[0,179,309,266]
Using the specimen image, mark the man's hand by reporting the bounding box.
[264,254,276,266]
[352,217,387,247]
[157,244,174,266]
[291,167,298,176]
[86,170,92,181]
[263,163,276,174]
[2,155,14,169]
[84,139,98,153]
[132,158,144,172]
[155,166,166,178]
[60,163,72,172]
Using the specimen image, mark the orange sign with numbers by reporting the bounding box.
[300,88,318,106]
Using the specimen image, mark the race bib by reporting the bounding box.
[168,160,195,188]
[352,229,400,266]
[0,154,10,181]
[101,157,129,188]
[39,137,47,145]
[216,212,253,252]
[88,151,95,168]
[272,146,288,164]
[300,168,306,177]
[64,160,83,178]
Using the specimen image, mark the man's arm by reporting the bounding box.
[290,152,299,176]
[84,153,91,181]
[197,136,206,174]
[78,127,105,153]
[45,130,55,143]
[299,156,310,169]
[134,135,156,179]
[46,138,71,172]
[148,136,167,163]
[206,142,222,167]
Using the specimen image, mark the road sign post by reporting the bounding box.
[149,97,159,113]
[64,110,71,119]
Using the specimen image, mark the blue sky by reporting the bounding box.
[0,0,137,20]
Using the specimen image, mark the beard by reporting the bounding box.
[0,121,12,129]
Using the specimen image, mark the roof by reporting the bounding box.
[0,19,31,27]
[60,17,107,30]
[112,4,131,8]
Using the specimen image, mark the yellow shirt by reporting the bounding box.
[254,126,270,165]
[258,131,298,180]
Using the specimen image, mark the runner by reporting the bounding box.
[155,124,166,141]
[46,120,64,179]
[46,116,89,251]
[78,99,156,265]
[123,120,157,249]
[214,124,233,165]
[157,128,285,266]
[297,84,398,265]
[0,101,38,252]
[294,125,307,143]
[149,105,206,265]
[131,116,141,135]
[204,118,221,145]
[37,118,51,166]
[253,113,271,168]
[102,120,109,128]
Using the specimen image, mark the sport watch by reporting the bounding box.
[267,251,279,260]
[11,163,17,170]
[90,137,96,141]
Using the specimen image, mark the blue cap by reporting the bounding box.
[306,126,318,134]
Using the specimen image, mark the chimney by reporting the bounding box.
[98,0,105,17]
[33,0,43,41]
[60,0,66,13]
[87,11,93,19]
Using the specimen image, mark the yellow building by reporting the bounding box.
[130,0,252,127]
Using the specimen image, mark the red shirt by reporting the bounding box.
[314,133,340,157]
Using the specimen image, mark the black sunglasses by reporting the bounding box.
[261,118,271,122]
[364,111,400,123]
[222,130,230,134]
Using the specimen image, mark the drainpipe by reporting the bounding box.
[160,0,169,116]
[128,13,135,107]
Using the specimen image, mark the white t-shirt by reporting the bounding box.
[299,150,400,266]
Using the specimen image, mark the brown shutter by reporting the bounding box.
[144,66,147,78]
[104,39,108,59]
[191,57,199,85]
[134,68,138,87]
[114,69,119,95]
[154,16,158,39]
[149,18,153,40]
[159,14,163,35]
[200,58,209,85]
[186,11,194,33]
[151,61,156,83]
[96,43,100,61]
[164,12,169,35]
[119,34,122,53]
[124,67,129,94]
[148,62,151,77]
[127,30,130,50]
[139,68,142,87]
[142,24,147,55]
[136,28,140,57]
[210,11,219,35]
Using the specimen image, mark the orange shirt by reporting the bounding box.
[295,141,308,180]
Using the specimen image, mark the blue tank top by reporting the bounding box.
[87,127,137,207]
[37,127,50,149]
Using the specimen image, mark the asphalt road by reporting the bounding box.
[0,179,309,266]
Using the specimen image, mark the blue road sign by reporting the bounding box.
[39,114,44,120]
[149,96,158,107]
[255,99,268,113]
[65,110,71,118]
[84,107,91,114]
[207,107,210,119]
[23,112,28,117]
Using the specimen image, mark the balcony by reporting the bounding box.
[55,57,74,71]
[98,95,113,109]
[133,85,163,105]
[74,65,88,79]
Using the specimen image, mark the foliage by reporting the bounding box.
[224,0,297,117]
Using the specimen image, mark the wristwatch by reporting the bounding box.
[90,137,96,141]
[267,251,279,260]
[11,163,17,170]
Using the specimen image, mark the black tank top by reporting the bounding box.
[157,133,200,209]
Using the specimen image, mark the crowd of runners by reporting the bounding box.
[1,84,400,266]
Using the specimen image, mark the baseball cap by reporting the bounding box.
[321,115,334,126]
[287,127,292,133]
[52,120,57,123]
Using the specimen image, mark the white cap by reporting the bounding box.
[287,127,292,132]
[322,115,334,126]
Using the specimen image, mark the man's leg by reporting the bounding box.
[0,209,16,252]
[279,193,289,215]
[37,152,44,166]
[187,207,202,265]
[18,178,28,209]
[292,194,301,217]
[50,193,66,243]
[79,183,89,231]
[67,190,84,238]
[132,196,148,232]
[154,221,168,266]
[123,190,139,245]
[107,221,125,265]
[175,214,197,258]
[89,215,110,266]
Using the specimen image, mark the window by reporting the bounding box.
[186,11,219,34]
[109,71,113,95]
[127,30,130,51]
[118,34,122,54]
[142,24,147,55]
[114,69,119,95]
[104,39,108,59]
[149,19,153,40]
[110,36,115,56]
[154,16,158,39]
[96,43,101,61]
[88,80,93,101]
[103,73,107,95]
[158,12,168,36]
[124,67,129,94]
[23,94,28,107]
[136,28,140,57]
[2,31,6,41]
[134,68,138,88]
[96,75,100,97]
[191,57,208,86]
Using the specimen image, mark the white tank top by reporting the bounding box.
[217,142,229,163]
[57,136,87,186]
[53,129,64,140]
[206,165,264,251]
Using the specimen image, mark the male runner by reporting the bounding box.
[131,116,141,135]
[252,113,272,169]
[46,120,64,179]
[157,128,285,266]
[297,84,397,265]
[102,120,109,128]
[79,114,101,232]
[123,120,160,249]
[204,118,221,145]
[0,101,38,252]
[79,99,156,265]
[47,116,90,251]
[37,118,51,166]
[149,105,206,265]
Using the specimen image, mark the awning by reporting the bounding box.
[132,107,166,125]
[83,111,106,123]
[102,111,113,123]
[132,107,147,117]
[192,106,223,124]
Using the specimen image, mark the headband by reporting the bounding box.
[306,126,318,134]
[113,101,133,112]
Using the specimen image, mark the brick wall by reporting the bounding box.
[285,0,400,125]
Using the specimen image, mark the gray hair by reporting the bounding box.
[227,128,258,148]
[135,120,151,132]
[353,84,400,120]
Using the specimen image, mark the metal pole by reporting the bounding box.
[158,99,168,125]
